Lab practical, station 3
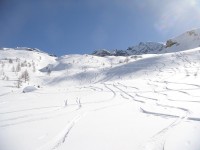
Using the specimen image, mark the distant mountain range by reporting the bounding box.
[1,28,200,57]
[92,28,200,56]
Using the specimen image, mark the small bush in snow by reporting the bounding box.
[8,59,13,63]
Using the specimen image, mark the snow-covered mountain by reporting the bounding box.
[92,42,165,56]
[1,29,200,150]
[0,47,57,57]
[165,28,200,53]
[93,28,200,56]
[126,42,164,55]
[0,47,43,53]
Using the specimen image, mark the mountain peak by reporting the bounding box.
[92,28,200,57]
[165,28,200,52]
[127,42,164,55]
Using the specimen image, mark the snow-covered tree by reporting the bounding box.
[32,65,36,72]
[16,77,22,88]
[21,60,27,67]
[21,70,30,82]
[124,57,129,63]
[16,63,21,72]
[1,62,5,68]
[9,59,13,63]
[11,66,15,72]
[47,68,51,76]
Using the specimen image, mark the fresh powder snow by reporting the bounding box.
[0,29,200,150]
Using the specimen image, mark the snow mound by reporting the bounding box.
[23,86,38,93]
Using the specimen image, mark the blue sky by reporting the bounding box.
[0,0,200,56]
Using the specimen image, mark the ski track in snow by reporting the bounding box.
[37,82,132,150]
[37,112,87,150]
[1,46,200,150]
[111,53,200,150]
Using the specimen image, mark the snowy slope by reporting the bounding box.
[0,48,56,89]
[165,28,200,52]
[1,39,200,150]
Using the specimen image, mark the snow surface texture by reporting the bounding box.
[93,28,200,56]
[1,29,200,150]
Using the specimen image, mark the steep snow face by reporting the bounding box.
[165,28,200,52]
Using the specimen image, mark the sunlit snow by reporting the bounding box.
[1,29,200,150]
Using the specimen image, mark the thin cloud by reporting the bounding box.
[154,0,200,34]
[109,0,200,35]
